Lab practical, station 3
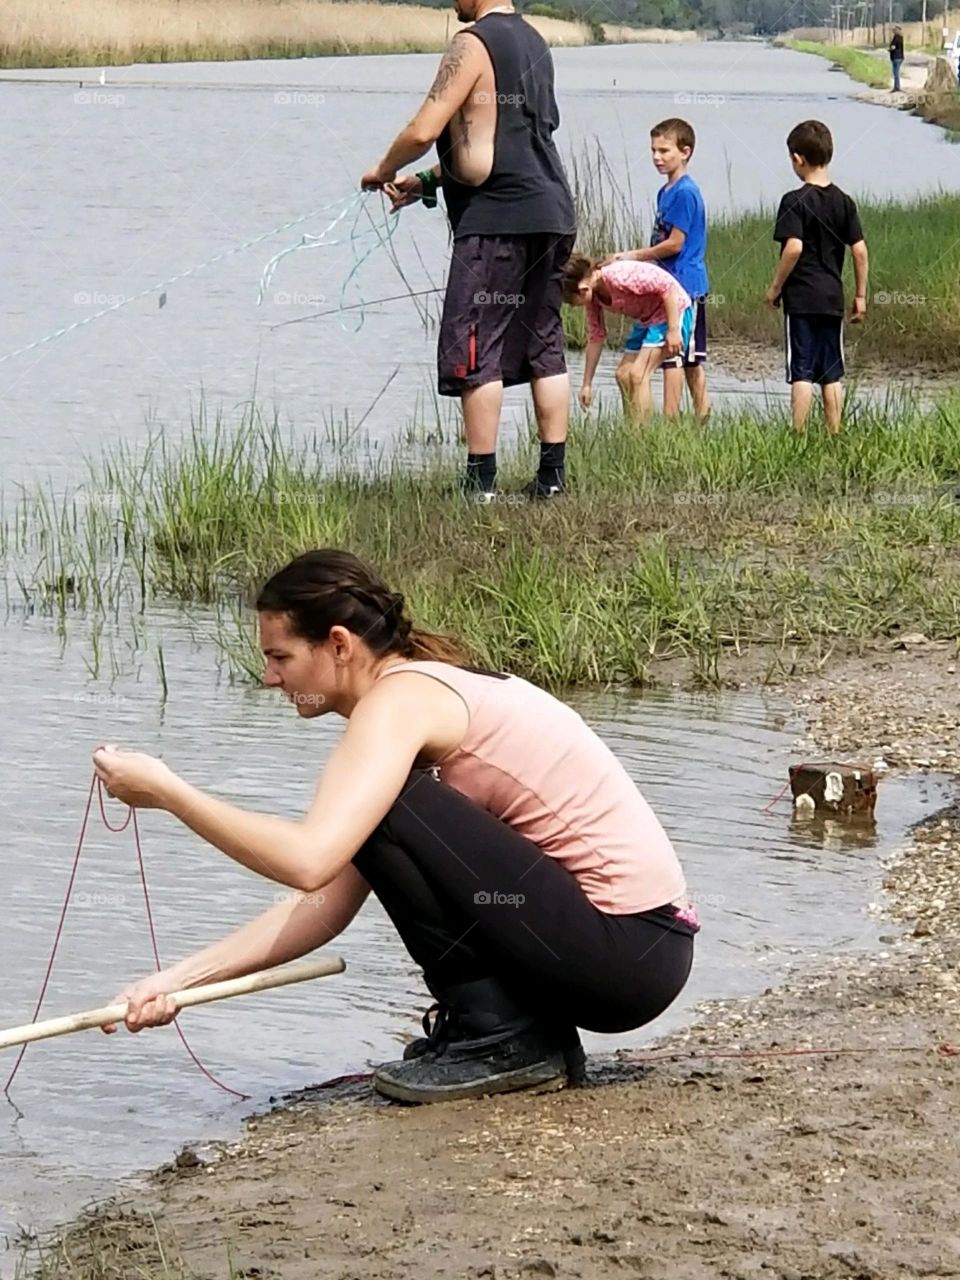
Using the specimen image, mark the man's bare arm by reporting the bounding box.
[361,34,484,187]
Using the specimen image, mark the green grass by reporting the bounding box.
[564,145,960,370]
[782,39,891,88]
[5,396,960,690]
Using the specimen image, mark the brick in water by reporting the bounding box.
[788,763,878,814]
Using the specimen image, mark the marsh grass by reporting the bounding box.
[782,40,891,88]
[4,394,960,689]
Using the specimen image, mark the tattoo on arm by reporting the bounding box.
[428,36,469,101]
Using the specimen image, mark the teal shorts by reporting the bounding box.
[624,305,694,355]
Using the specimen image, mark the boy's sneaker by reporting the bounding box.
[522,475,565,501]
[443,481,498,504]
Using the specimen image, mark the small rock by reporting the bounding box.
[521,1262,556,1278]
[174,1147,201,1170]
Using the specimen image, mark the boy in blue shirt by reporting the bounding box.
[606,117,710,421]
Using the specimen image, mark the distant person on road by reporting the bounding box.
[360,0,577,504]
[603,118,711,422]
[765,121,869,435]
[889,25,905,92]
[562,254,693,426]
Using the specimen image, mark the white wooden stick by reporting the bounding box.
[0,956,346,1051]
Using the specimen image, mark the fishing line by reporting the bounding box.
[269,287,444,331]
[4,773,247,1103]
[0,191,405,368]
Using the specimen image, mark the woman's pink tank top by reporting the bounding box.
[378,661,688,916]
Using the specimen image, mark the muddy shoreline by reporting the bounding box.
[32,643,960,1280]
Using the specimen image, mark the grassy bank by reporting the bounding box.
[0,0,592,67]
[780,39,890,88]
[4,397,960,689]
[565,151,960,370]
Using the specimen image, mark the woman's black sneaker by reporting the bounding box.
[375,1026,566,1103]
[376,977,571,1104]
[397,1000,587,1094]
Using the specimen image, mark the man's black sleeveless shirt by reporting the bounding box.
[437,13,576,240]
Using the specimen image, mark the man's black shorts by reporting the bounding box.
[784,312,844,385]
[437,232,575,397]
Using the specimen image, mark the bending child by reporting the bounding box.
[562,254,693,426]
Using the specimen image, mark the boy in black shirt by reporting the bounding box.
[766,120,869,434]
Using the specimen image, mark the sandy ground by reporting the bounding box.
[47,640,960,1280]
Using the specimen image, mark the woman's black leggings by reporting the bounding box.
[352,772,696,1035]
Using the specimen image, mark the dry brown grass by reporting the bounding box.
[601,24,702,43]
[0,0,592,67]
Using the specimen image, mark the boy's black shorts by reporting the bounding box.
[661,294,708,370]
[437,232,575,397]
[784,313,844,385]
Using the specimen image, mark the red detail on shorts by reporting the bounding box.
[468,324,478,374]
[454,364,467,379]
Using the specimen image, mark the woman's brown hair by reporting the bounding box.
[256,549,467,664]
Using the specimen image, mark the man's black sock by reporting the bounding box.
[465,452,497,492]
[537,441,566,486]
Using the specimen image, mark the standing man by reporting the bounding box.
[889,25,904,93]
[360,0,577,501]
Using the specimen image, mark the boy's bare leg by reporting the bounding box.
[662,364,684,418]
[530,372,569,444]
[626,347,663,425]
[462,381,504,454]
[822,381,844,434]
[790,381,814,433]
[616,353,639,416]
[685,365,711,421]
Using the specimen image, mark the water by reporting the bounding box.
[1,37,958,1253]
[0,606,951,1249]
[1,41,959,497]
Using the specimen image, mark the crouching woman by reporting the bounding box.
[93,549,699,1104]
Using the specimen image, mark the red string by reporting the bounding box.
[5,772,248,1102]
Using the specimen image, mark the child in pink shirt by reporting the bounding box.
[562,253,693,425]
